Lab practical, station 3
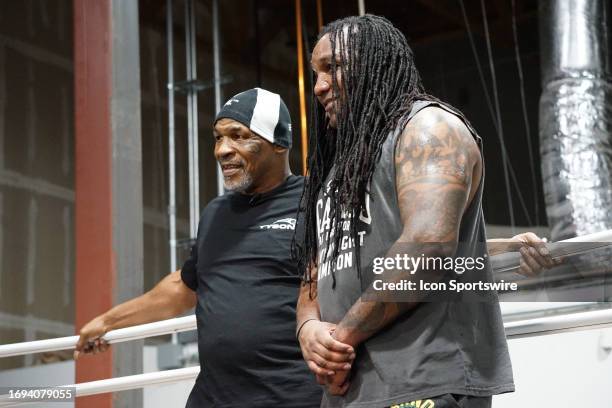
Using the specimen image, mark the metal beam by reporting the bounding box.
[185,0,200,238]
[166,0,178,272]
[357,0,365,16]
[213,0,225,196]
[73,0,114,405]
[110,1,145,406]
[74,0,144,406]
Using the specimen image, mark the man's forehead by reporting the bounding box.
[311,31,352,65]
[213,118,248,132]
[312,35,331,58]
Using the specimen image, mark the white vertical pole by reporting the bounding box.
[166,0,177,272]
[189,0,200,219]
[213,0,224,196]
[357,0,365,16]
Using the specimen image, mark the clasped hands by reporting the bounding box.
[298,320,355,396]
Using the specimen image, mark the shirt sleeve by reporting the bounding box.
[180,224,200,291]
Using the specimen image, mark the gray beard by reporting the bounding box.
[224,171,254,193]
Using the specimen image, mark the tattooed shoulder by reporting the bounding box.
[396,106,480,180]
[394,106,481,241]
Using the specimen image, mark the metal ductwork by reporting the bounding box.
[539,0,612,241]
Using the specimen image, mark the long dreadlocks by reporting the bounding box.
[293,15,439,285]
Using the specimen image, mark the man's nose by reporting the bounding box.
[215,137,234,161]
[314,74,330,97]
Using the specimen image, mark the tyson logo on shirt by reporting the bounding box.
[258,218,296,230]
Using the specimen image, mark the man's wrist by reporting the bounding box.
[332,325,358,347]
[487,238,513,256]
[100,311,117,333]
[296,318,319,340]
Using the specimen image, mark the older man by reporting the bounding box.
[76,88,322,407]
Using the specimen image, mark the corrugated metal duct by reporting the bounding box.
[539,0,612,240]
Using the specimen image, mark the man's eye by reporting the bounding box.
[233,133,250,141]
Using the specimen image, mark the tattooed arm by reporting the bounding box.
[332,106,482,348]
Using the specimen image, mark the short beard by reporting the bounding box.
[224,171,254,193]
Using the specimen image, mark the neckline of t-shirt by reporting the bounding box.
[228,174,299,203]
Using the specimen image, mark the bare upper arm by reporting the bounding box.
[394,106,481,243]
[158,270,197,311]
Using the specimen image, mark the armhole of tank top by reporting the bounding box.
[391,100,445,203]
[393,100,485,215]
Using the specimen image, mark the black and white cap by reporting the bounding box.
[214,88,292,148]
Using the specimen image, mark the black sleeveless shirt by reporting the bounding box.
[316,101,514,407]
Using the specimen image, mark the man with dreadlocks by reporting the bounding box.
[294,15,550,408]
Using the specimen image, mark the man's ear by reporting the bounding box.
[273,145,289,154]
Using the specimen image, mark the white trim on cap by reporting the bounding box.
[250,88,280,144]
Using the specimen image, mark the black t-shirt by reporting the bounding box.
[181,175,321,408]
